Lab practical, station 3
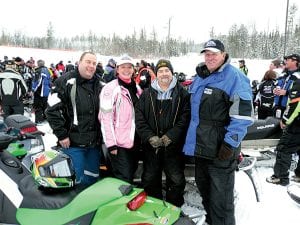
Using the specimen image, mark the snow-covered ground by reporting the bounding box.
[2,46,300,224]
[235,167,300,225]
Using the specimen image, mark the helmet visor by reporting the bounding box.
[39,158,73,178]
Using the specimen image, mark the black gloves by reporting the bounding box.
[149,135,172,149]
[218,142,234,160]
[149,136,163,148]
[161,135,172,147]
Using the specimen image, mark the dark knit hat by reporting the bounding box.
[108,58,116,65]
[14,57,22,63]
[5,60,17,71]
[155,59,173,74]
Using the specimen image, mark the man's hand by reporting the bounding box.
[280,120,286,129]
[273,87,287,96]
[110,149,118,155]
[218,142,234,160]
[278,89,287,96]
[59,137,70,149]
[161,135,172,147]
[149,136,163,148]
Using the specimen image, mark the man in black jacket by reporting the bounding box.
[135,59,190,207]
[0,60,27,118]
[46,52,103,186]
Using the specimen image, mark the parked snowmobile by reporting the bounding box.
[2,114,45,170]
[0,131,195,225]
[287,184,300,205]
[241,116,281,163]
[243,116,281,146]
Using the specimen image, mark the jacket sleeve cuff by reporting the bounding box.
[107,145,118,152]
[57,133,69,141]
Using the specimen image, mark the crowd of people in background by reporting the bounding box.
[0,44,300,225]
[245,53,300,190]
[0,56,79,123]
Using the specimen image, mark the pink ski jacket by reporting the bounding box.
[99,79,142,150]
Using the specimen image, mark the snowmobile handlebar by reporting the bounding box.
[0,129,37,151]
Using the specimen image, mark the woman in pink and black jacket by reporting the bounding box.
[99,55,142,183]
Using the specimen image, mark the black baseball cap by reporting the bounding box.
[201,39,225,53]
[284,54,300,63]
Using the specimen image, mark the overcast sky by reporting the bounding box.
[0,0,299,43]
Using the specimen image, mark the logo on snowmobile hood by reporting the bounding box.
[257,124,275,130]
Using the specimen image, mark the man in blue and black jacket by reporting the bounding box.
[267,54,300,186]
[183,39,254,225]
[32,59,51,124]
[273,54,299,118]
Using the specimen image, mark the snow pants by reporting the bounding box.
[257,106,273,120]
[142,147,186,207]
[195,157,237,225]
[108,146,139,184]
[274,127,300,181]
[33,94,47,123]
[2,103,24,118]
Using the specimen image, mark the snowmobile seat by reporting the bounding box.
[18,175,83,209]
[244,116,282,140]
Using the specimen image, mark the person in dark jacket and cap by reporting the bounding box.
[267,53,300,186]
[135,59,190,207]
[102,58,116,82]
[32,59,51,124]
[184,39,253,225]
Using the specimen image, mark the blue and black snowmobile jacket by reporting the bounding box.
[32,66,51,97]
[183,55,254,159]
[274,70,299,109]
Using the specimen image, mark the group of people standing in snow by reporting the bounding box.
[1,39,299,225]
[242,53,300,189]
[44,39,254,225]
[244,53,300,189]
[261,54,300,188]
[252,56,298,120]
[0,57,77,123]
[0,57,52,122]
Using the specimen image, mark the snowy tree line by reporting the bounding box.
[0,5,299,59]
[217,3,300,59]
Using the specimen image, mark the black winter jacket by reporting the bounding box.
[46,69,103,148]
[0,68,27,105]
[135,83,190,151]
